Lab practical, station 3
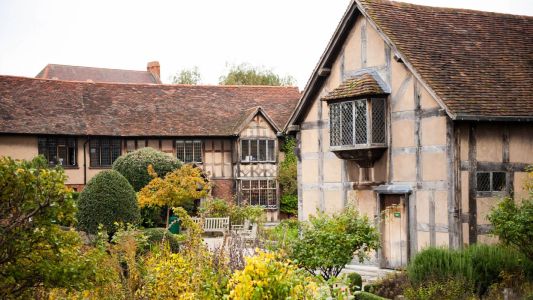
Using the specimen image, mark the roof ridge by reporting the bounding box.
[46,63,151,73]
[0,74,300,89]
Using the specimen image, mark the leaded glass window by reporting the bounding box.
[89,138,121,167]
[38,137,77,167]
[176,140,202,163]
[239,179,277,209]
[241,139,276,162]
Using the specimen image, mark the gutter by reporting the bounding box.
[83,138,89,185]
[453,114,533,122]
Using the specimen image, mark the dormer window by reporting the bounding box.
[323,73,389,167]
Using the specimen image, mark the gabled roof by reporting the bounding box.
[0,75,299,137]
[36,64,162,84]
[287,0,533,128]
[232,106,281,135]
[322,73,388,101]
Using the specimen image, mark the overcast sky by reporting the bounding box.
[0,0,531,88]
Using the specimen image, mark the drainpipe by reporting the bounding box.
[83,138,89,185]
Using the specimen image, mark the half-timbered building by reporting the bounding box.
[286,0,532,268]
[0,75,299,221]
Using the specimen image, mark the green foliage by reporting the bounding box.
[488,168,533,261]
[112,147,181,191]
[403,278,476,300]
[77,170,140,234]
[170,66,201,84]
[0,156,105,298]
[278,137,298,216]
[347,272,363,293]
[262,218,299,253]
[353,291,389,300]
[290,207,380,281]
[219,63,295,86]
[407,244,533,296]
[143,228,182,253]
[199,198,265,225]
[370,272,410,299]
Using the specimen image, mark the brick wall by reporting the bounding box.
[211,179,235,203]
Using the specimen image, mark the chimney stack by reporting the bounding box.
[147,61,161,80]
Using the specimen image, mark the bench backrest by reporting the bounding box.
[191,217,229,232]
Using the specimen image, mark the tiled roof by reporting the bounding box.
[36,64,161,84]
[322,73,387,101]
[358,0,533,119]
[287,0,533,128]
[0,75,299,136]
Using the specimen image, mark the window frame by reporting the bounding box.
[476,171,507,196]
[176,140,203,163]
[329,97,387,149]
[89,138,122,168]
[238,178,278,209]
[240,139,276,163]
[37,136,78,168]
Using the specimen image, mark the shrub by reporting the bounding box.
[290,206,380,282]
[143,228,182,253]
[371,272,410,299]
[0,156,104,298]
[77,170,140,234]
[347,272,363,293]
[227,251,319,299]
[112,147,181,191]
[199,199,265,225]
[403,278,476,300]
[277,137,298,216]
[407,244,532,296]
[262,218,299,253]
[353,291,389,300]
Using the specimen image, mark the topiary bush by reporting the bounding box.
[112,147,181,191]
[347,272,363,293]
[77,170,140,234]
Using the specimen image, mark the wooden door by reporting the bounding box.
[380,195,408,269]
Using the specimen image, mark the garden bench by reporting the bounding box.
[191,217,229,234]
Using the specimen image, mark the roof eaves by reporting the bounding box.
[453,114,533,122]
[285,1,361,132]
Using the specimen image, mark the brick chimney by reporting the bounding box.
[147,61,161,80]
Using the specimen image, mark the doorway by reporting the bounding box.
[380,194,408,269]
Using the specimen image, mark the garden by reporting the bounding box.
[0,147,532,299]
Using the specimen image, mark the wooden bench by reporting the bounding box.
[191,217,229,234]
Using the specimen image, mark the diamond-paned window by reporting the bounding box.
[329,97,386,147]
[477,172,506,192]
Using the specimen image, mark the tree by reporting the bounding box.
[77,170,140,235]
[112,148,181,192]
[219,63,295,86]
[170,66,201,84]
[290,207,379,284]
[278,136,298,216]
[138,164,210,228]
[488,166,533,260]
[0,156,102,298]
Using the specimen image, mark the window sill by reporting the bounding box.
[240,161,277,164]
[330,144,387,168]
[89,166,112,170]
[476,191,507,198]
